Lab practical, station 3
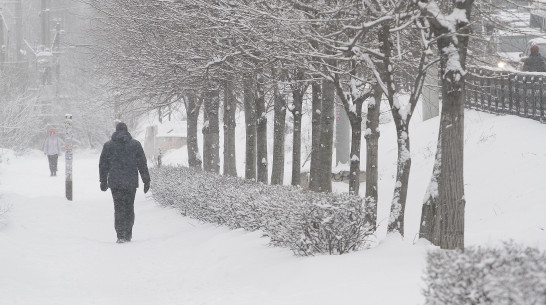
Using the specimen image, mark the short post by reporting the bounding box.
[473,68,479,108]
[65,114,73,201]
[524,76,530,117]
[538,76,545,123]
[515,75,522,114]
[508,75,510,114]
[479,69,485,110]
[487,72,493,111]
[533,76,539,120]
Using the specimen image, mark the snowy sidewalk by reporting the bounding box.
[0,151,427,305]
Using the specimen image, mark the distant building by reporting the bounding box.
[143,122,187,163]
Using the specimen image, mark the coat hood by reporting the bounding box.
[111,130,133,143]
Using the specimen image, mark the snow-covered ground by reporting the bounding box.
[0,109,545,305]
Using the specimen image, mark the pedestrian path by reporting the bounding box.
[0,150,426,305]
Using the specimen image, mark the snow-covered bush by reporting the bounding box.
[151,166,375,255]
[423,242,546,305]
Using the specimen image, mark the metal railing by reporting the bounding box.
[466,66,546,122]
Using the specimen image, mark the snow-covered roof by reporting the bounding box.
[496,26,543,36]
[529,37,546,45]
[497,51,522,62]
[491,9,529,24]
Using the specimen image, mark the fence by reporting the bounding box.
[465,67,546,122]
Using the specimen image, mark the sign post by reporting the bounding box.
[65,114,73,201]
[422,63,440,121]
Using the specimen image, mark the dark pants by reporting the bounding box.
[47,154,58,174]
[111,188,137,241]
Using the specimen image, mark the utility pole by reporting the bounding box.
[422,63,440,121]
[335,103,350,166]
[65,113,73,201]
[41,0,50,47]
[0,8,5,68]
[14,0,22,62]
[52,22,60,86]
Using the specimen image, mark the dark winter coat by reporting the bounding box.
[99,130,150,190]
[523,53,546,72]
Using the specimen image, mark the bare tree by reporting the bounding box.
[271,66,287,185]
[223,76,237,176]
[184,93,202,169]
[203,83,221,173]
[418,0,474,250]
[288,71,308,186]
[243,72,257,180]
[255,65,268,184]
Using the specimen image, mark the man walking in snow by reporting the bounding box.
[523,45,546,72]
[43,128,62,176]
[99,122,150,243]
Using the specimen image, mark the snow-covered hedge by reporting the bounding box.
[151,166,375,255]
[423,242,546,305]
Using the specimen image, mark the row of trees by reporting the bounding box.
[91,0,475,249]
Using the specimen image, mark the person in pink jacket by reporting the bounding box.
[43,129,62,176]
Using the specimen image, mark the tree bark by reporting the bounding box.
[309,82,322,190]
[203,86,220,173]
[387,124,411,236]
[332,75,369,195]
[437,87,465,249]
[419,130,441,244]
[378,25,412,236]
[291,89,303,186]
[255,67,268,184]
[202,99,210,172]
[223,77,237,176]
[271,68,286,185]
[158,107,163,123]
[348,120,362,194]
[185,93,202,169]
[317,77,335,192]
[243,72,257,180]
[365,86,381,223]
[420,0,472,250]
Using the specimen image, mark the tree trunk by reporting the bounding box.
[203,86,220,174]
[332,76,364,195]
[309,82,322,190]
[271,69,286,185]
[158,107,163,123]
[317,77,335,192]
[435,0,470,251]
[378,24,412,236]
[348,120,361,194]
[420,130,441,244]
[223,77,237,176]
[202,103,210,172]
[364,86,381,228]
[243,72,257,180]
[421,0,472,250]
[185,93,201,169]
[291,90,303,186]
[255,68,268,184]
[438,79,465,250]
[387,124,411,236]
